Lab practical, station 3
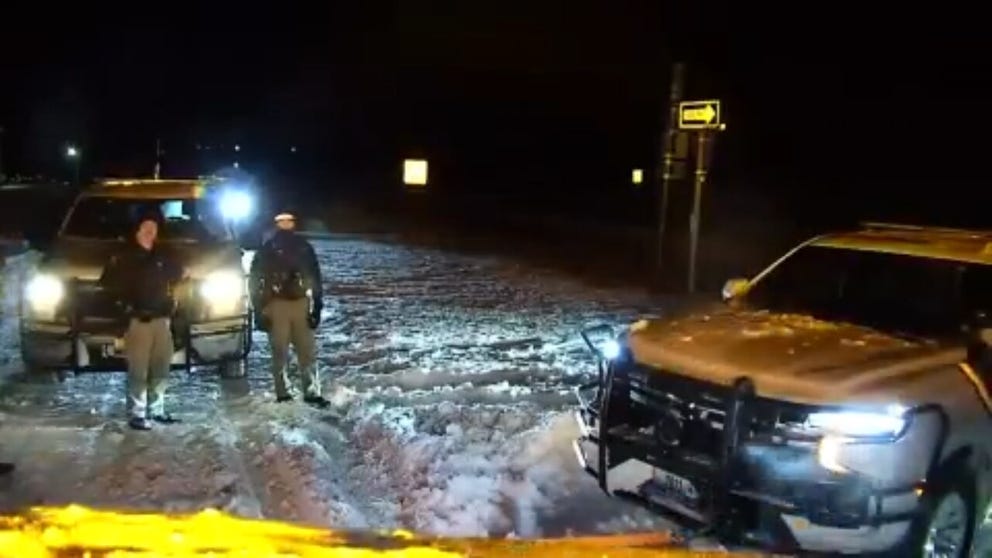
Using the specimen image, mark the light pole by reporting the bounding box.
[65,145,80,186]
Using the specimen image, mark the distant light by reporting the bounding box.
[403,159,428,186]
[233,162,240,169]
[290,146,297,153]
[219,190,254,221]
[632,168,644,185]
[66,146,79,158]
[234,144,241,152]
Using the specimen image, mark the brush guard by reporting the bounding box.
[574,324,757,536]
[21,278,253,375]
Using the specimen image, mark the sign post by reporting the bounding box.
[678,99,725,293]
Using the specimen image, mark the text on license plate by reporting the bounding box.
[652,468,699,501]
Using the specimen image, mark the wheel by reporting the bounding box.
[899,467,976,558]
[218,360,246,379]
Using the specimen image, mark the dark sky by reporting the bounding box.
[1,3,990,225]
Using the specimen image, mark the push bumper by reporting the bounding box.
[572,381,926,555]
[20,313,251,372]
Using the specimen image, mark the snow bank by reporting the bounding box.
[346,398,585,538]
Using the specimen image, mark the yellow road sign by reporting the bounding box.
[678,100,722,130]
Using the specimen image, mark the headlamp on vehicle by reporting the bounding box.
[807,404,907,438]
[812,405,907,474]
[25,274,65,317]
[200,270,245,316]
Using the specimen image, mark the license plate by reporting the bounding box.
[653,468,699,501]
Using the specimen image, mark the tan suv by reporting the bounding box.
[575,223,992,556]
[19,178,255,378]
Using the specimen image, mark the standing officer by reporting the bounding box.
[249,212,329,408]
[101,211,186,430]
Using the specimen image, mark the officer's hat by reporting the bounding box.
[274,212,296,223]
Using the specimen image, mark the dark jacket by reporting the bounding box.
[100,241,184,319]
[249,230,322,306]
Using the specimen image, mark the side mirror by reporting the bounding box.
[722,277,749,302]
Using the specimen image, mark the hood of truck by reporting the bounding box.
[0,505,677,557]
[38,238,242,281]
[627,309,964,406]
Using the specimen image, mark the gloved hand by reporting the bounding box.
[308,304,323,329]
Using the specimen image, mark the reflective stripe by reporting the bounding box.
[958,362,992,414]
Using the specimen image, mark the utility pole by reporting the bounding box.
[154,138,162,179]
[656,62,688,278]
[688,131,713,293]
[0,125,5,182]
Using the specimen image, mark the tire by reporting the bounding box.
[898,467,976,558]
[218,360,246,379]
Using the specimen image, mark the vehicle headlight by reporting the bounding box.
[25,274,65,316]
[808,405,907,438]
[200,270,245,315]
[811,405,907,473]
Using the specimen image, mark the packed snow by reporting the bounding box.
[0,236,677,539]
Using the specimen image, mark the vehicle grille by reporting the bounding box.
[614,363,814,461]
[67,281,122,333]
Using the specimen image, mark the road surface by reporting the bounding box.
[0,234,678,539]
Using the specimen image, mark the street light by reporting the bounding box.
[65,145,80,186]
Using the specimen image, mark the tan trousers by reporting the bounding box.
[125,317,173,418]
[265,298,319,398]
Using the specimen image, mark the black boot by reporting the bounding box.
[0,462,14,475]
[303,395,331,409]
[128,416,152,430]
[150,413,180,424]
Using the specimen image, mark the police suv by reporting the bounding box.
[576,223,992,556]
[20,178,256,378]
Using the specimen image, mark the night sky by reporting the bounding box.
[1,3,989,229]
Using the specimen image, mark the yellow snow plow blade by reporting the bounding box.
[0,505,769,557]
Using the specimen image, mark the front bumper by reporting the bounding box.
[572,378,941,555]
[20,314,250,372]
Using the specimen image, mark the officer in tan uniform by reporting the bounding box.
[249,212,328,408]
[100,211,186,430]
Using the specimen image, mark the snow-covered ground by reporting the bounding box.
[0,236,680,539]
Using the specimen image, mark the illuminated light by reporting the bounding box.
[26,274,65,314]
[234,144,241,152]
[807,409,905,437]
[219,190,254,221]
[818,434,851,473]
[200,270,244,316]
[290,146,297,153]
[601,340,622,360]
[66,146,79,158]
[403,159,428,186]
[632,169,644,185]
[233,161,240,169]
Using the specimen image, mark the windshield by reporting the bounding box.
[60,196,230,243]
[741,245,992,338]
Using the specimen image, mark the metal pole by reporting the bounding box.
[656,62,685,276]
[0,125,5,181]
[154,138,161,179]
[688,131,709,293]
